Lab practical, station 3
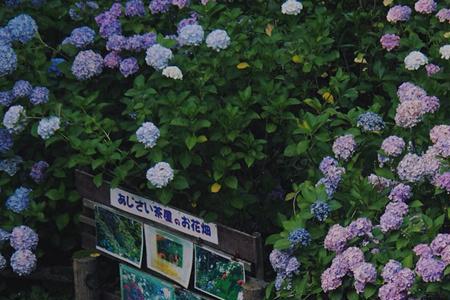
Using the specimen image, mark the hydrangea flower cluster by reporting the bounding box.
[48,57,65,76]
[367,174,397,191]
[310,201,330,221]
[3,105,26,134]
[356,112,385,132]
[269,249,300,291]
[404,51,428,70]
[0,45,17,76]
[281,0,303,15]
[6,14,38,44]
[435,172,450,193]
[125,0,146,17]
[62,26,95,48]
[10,225,38,251]
[324,218,373,253]
[69,1,99,21]
[380,34,400,51]
[37,116,60,140]
[425,63,440,76]
[145,44,173,70]
[178,24,204,46]
[414,0,437,14]
[119,57,139,77]
[149,0,172,14]
[316,156,345,198]
[162,66,183,80]
[29,161,49,183]
[206,29,231,52]
[146,162,174,188]
[0,129,13,153]
[0,156,23,176]
[95,3,122,38]
[332,134,356,161]
[5,187,32,213]
[414,234,450,282]
[71,50,103,80]
[439,45,450,60]
[136,122,160,148]
[386,5,412,23]
[10,249,37,276]
[436,8,450,22]
[378,260,414,300]
[1,80,49,107]
[379,197,409,232]
[288,228,311,248]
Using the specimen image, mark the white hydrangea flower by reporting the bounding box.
[439,45,450,60]
[162,66,183,80]
[281,0,303,15]
[404,51,428,70]
[146,162,174,188]
[3,105,26,134]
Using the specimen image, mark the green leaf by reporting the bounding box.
[230,197,244,209]
[56,213,70,231]
[296,140,310,155]
[273,238,290,250]
[173,176,189,190]
[185,135,197,150]
[46,189,63,201]
[93,174,103,188]
[283,144,297,157]
[224,176,238,189]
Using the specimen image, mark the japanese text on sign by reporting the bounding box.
[110,188,219,244]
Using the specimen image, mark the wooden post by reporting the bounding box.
[73,256,99,300]
[243,277,266,300]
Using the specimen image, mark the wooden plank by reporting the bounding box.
[76,170,262,268]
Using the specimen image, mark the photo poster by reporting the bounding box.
[194,245,245,300]
[175,289,207,300]
[120,263,175,300]
[94,204,144,268]
[145,225,194,288]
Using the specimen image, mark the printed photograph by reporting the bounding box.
[95,205,143,267]
[175,289,205,300]
[120,264,175,300]
[194,245,245,300]
[145,225,193,288]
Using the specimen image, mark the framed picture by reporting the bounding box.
[194,245,245,300]
[145,225,193,288]
[95,205,143,267]
[175,289,206,300]
[120,264,175,300]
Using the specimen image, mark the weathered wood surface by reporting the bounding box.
[74,256,99,300]
[76,169,265,278]
[243,277,267,300]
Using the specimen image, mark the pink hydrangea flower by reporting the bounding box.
[380,34,400,51]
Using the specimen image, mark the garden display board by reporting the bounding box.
[76,170,264,300]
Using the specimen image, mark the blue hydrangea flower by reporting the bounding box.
[29,87,49,105]
[149,0,171,14]
[71,50,103,80]
[125,0,146,16]
[62,26,95,49]
[206,29,231,51]
[7,14,38,43]
[10,249,37,276]
[0,129,13,153]
[357,112,385,132]
[30,161,49,183]
[0,156,23,176]
[86,1,99,9]
[119,57,139,77]
[0,27,12,46]
[6,187,32,213]
[0,45,17,76]
[0,91,14,106]
[4,0,21,7]
[0,254,6,271]
[288,228,311,247]
[146,162,174,188]
[31,0,46,7]
[48,57,65,76]
[310,201,331,221]
[178,24,204,46]
[106,34,126,52]
[12,80,32,98]
[3,105,26,134]
[37,116,60,139]
[69,8,81,21]
[145,44,173,70]
[0,229,11,242]
[136,122,160,148]
[316,176,340,198]
[104,51,122,69]
[10,225,38,251]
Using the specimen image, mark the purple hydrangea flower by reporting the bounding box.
[141,32,157,48]
[380,34,400,51]
[397,153,425,182]
[206,29,231,52]
[382,260,403,282]
[178,24,204,46]
[149,0,171,14]
[316,176,341,198]
[414,244,433,258]
[435,172,450,193]
[30,161,49,183]
[10,225,38,251]
[387,5,412,23]
[71,50,103,80]
[172,0,189,9]
[430,125,450,144]
[342,247,365,271]
[381,136,405,157]
[414,0,437,14]
[324,224,349,253]
[177,14,198,33]
[0,129,13,153]
[145,44,173,70]
[104,52,122,69]
[10,249,37,276]
[426,63,441,76]
[430,234,450,256]
[397,82,427,102]
[415,256,445,282]
[63,26,95,48]
[106,34,127,52]
[5,187,32,213]
[119,57,139,77]
[332,134,356,161]
[353,263,377,294]
[12,80,32,98]
[321,267,343,292]
[347,218,373,239]
[0,229,11,242]
[395,100,426,128]
[388,184,412,202]
[29,87,49,105]
[437,8,450,22]
[125,0,146,16]
[7,14,38,43]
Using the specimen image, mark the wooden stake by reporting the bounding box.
[73,256,99,300]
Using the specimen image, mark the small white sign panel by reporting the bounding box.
[110,188,219,244]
